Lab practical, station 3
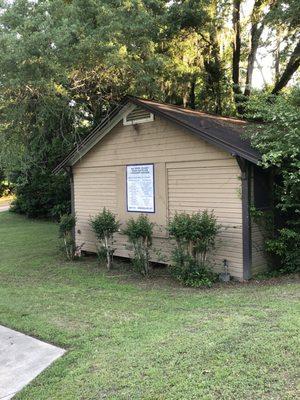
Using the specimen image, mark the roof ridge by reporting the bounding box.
[126,95,247,125]
[54,95,259,173]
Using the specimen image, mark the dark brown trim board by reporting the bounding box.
[236,156,252,280]
[128,96,260,165]
[54,96,260,174]
[53,99,129,174]
[68,167,76,242]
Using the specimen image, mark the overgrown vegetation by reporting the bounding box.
[267,228,300,274]
[246,89,300,274]
[58,213,77,261]
[123,215,154,277]
[168,211,220,287]
[0,1,298,218]
[10,172,71,220]
[0,170,12,198]
[90,208,120,270]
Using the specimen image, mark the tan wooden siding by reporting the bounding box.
[167,162,243,278]
[73,118,234,170]
[73,116,244,279]
[73,167,117,251]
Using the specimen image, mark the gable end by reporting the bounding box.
[54,96,260,174]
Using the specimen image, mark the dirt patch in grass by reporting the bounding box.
[88,254,300,292]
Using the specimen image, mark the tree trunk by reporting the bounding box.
[272,39,300,95]
[210,34,223,115]
[104,236,111,270]
[232,0,242,95]
[189,78,196,109]
[215,81,222,115]
[199,0,224,115]
[274,28,281,84]
[183,92,188,108]
[244,0,265,97]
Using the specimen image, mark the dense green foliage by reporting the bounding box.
[123,214,154,276]
[267,228,300,274]
[0,0,298,217]
[10,171,71,219]
[90,208,120,269]
[58,213,76,237]
[0,169,12,197]
[58,213,77,260]
[168,211,220,287]
[246,89,300,273]
[90,208,120,242]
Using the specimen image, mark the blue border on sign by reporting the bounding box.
[126,163,155,213]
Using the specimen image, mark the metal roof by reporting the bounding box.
[53,96,260,173]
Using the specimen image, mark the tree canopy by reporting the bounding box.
[0,0,299,219]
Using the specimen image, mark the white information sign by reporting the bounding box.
[126,164,155,212]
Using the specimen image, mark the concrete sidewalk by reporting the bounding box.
[0,205,10,212]
[0,326,65,399]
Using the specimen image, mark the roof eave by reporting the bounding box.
[54,95,260,174]
[127,96,260,165]
[53,98,132,174]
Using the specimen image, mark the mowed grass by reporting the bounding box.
[0,212,299,400]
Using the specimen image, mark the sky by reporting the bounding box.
[253,34,276,89]
[241,0,275,89]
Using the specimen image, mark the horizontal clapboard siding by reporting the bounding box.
[73,116,245,279]
[74,168,117,250]
[167,163,243,278]
[73,119,234,171]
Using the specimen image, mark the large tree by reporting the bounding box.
[0,0,298,217]
[231,0,300,110]
[0,0,168,217]
[166,0,233,114]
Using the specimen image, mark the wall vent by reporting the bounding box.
[123,107,154,126]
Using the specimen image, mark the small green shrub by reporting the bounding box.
[123,215,154,276]
[90,208,120,270]
[96,246,108,263]
[266,228,300,274]
[168,211,220,287]
[171,249,217,288]
[50,201,72,221]
[59,214,77,260]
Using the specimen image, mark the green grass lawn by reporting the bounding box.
[0,212,299,400]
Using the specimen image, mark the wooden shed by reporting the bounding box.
[55,96,271,280]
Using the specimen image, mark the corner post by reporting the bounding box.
[236,156,252,280]
[66,166,76,242]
